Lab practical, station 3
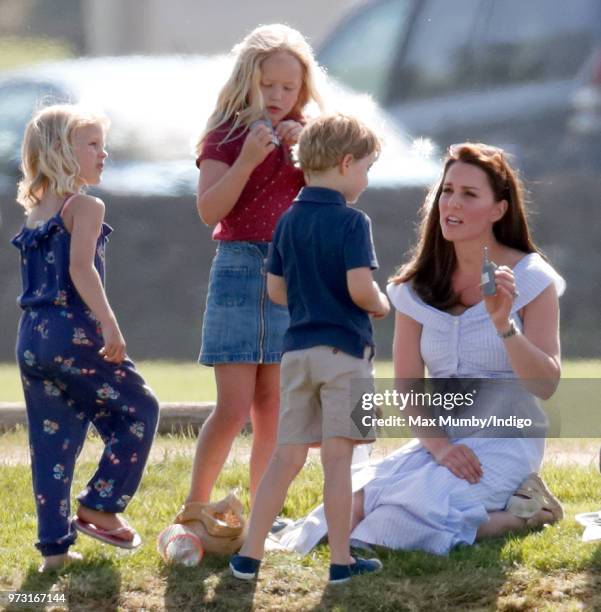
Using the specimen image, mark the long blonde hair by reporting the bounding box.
[195,23,325,154]
[17,104,109,212]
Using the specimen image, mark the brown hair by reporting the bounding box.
[390,142,543,310]
[297,113,381,174]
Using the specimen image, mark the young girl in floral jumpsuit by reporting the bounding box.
[12,104,159,572]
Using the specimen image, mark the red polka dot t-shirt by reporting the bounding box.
[196,119,305,242]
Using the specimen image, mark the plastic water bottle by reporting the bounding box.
[157,524,204,566]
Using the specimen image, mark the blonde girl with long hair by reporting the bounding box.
[185,24,325,512]
[13,104,159,572]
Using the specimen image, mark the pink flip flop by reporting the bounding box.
[73,517,142,549]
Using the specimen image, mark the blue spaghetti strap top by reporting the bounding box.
[11,195,113,311]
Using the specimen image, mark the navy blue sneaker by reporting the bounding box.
[229,554,261,580]
[329,563,352,584]
[328,557,383,584]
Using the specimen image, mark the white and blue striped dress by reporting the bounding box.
[281,253,565,555]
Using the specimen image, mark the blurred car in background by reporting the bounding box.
[318,0,601,175]
[317,0,601,357]
[0,55,438,196]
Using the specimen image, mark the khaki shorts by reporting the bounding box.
[278,345,376,445]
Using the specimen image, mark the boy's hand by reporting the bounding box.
[371,311,387,319]
[370,292,390,319]
[275,120,303,146]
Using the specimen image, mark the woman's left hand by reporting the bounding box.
[483,265,518,330]
[275,120,303,146]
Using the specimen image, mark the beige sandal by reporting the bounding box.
[506,473,564,527]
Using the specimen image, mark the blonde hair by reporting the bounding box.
[195,23,325,154]
[297,113,381,173]
[16,104,109,212]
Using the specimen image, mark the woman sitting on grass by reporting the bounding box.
[280,142,565,556]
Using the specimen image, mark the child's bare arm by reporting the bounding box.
[66,195,125,363]
[346,267,389,317]
[196,159,253,225]
[267,273,288,306]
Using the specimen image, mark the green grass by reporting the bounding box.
[1,359,600,403]
[0,36,73,71]
[1,360,600,608]
[1,430,601,610]
[0,361,218,403]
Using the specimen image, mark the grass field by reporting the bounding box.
[1,361,601,610]
[1,359,600,403]
[1,430,601,611]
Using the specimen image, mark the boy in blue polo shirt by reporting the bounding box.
[230,114,389,584]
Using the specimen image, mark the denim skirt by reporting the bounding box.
[199,241,290,365]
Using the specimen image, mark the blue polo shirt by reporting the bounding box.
[267,186,378,358]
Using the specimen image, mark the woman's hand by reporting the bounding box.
[238,122,276,168]
[433,442,483,484]
[99,319,126,363]
[275,120,303,147]
[483,265,518,331]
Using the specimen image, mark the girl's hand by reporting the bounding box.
[239,122,276,168]
[99,319,126,363]
[483,265,518,330]
[275,120,303,147]
[433,442,483,484]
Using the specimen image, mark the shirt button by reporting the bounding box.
[454,320,459,326]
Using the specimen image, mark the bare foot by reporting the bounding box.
[76,506,134,542]
[39,551,83,573]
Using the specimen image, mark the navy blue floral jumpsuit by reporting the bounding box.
[12,197,159,556]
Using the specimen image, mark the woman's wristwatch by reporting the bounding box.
[497,319,520,339]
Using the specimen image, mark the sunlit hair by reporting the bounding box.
[297,113,381,174]
[16,104,109,212]
[195,23,325,154]
[390,142,544,310]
